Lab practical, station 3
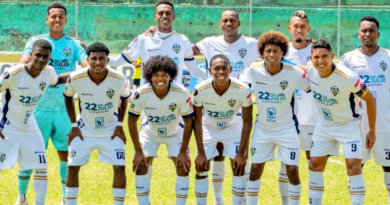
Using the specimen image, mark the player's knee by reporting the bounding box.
[249,164,262,180]
[113,166,126,178]
[67,166,80,177]
[58,151,68,161]
[346,160,362,175]
[286,165,300,183]
[383,166,390,172]
[176,161,189,176]
[309,159,325,172]
[135,162,148,175]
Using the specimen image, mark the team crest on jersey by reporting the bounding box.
[322,108,333,121]
[39,81,46,91]
[158,127,167,136]
[169,103,177,112]
[173,44,181,54]
[250,147,256,156]
[63,47,71,56]
[106,89,115,99]
[380,61,387,71]
[228,98,236,107]
[69,150,76,158]
[267,108,276,122]
[238,48,247,58]
[330,86,339,96]
[279,80,288,90]
[0,153,6,162]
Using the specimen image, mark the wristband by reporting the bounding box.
[71,123,78,128]
[117,122,123,126]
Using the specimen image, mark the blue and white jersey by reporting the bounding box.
[64,68,131,137]
[0,65,58,132]
[23,34,87,112]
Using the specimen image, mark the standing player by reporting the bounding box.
[240,31,310,205]
[339,16,390,203]
[193,54,252,205]
[108,0,206,86]
[0,40,69,205]
[17,3,88,204]
[128,55,193,205]
[63,42,131,205]
[307,39,376,205]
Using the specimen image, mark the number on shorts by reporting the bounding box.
[38,155,46,164]
[386,152,390,160]
[351,143,357,152]
[290,152,296,160]
[116,152,125,160]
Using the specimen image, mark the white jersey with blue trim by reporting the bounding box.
[128,82,194,137]
[194,35,259,78]
[193,78,252,129]
[121,31,194,86]
[240,61,310,136]
[340,48,390,132]
[64,68,131,137]
[0,65,58,131]
[306,62,365,125]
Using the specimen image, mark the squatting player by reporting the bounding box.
[0,40,69,205]
[63,43,131,205]
[307,39,376,205]
[17,3,88,204]
[128,56,193,205]
[339,16,390,203]
[193,54,252,205]
[240,31,311,205]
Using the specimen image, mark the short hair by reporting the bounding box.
[210,54,230,67]
[47,2,67,16]
[221,9,240,21]
[33,39,52,52]
[143,55,178,83]
[291,10,309,23]
[86,42,110,56]
[257,31,289,57]
[311,39,332,52]
[359,16,379,29]
[155,0,174,13]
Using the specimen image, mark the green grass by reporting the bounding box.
[0,106,388,204]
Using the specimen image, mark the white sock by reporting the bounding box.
[147,165,153,182]
[279,162,289,205]
[349,174,365,205]
[212,161,225,201]
[113,188,126,205]
[232,175,246,205]
[384,172,390,204]
[289,183,301,205]
[65,187,79,205]
[247,179,261,205]
[33,169,48,205]
[308,171,324,205]
[243,161,250,205]
[175,176,189,205]
[135,174,150,205]
[18,194,26,202]
[195,177,209,205]
[307,159,310,166]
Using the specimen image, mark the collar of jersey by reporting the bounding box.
[152,30,174,40]
[220,34,242,45]
[45,33,67,42]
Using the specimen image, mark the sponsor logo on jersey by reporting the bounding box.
[295,88,302,100]
[169,103,177,112]
[158,127,167,136]
[206,110,235,119]
[133,91,139,99]
[17,87,29,90]
[63,47,71,56]
[148,114,176,125]
[107,89,115,99]
[19,95,43,107]
[171,57,180,65]
[258,91,287,103]
[280,80,288,90]
[267,107,276,122]
[380,61,387,71]
[330,86,339,96]
[69,150,77,158]
[217,122,226,128]
[238,48,247,58]
[359,74,386,86]
[228,98,236,107]
[322,108,333,121]
[313,91,338,106]
[85,102,114,113]
[3,71,9,79]
[250,147,257,156]
[231,61,245,72]
[23,110,33,124]
[173,44,181,54]
[0,153,6,162]
[95,117,105,128]
[49,59,70,68]
[39,81,46,91]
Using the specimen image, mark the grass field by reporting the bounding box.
[0,106,388,205]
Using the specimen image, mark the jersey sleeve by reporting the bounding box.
[120,78,131,99]
[128,90,143,117]
[63,75,76,97]
[184,39,195,61]
[48,67,59,86]
[349,73,367,97]
[192,87,203,107]
[180,90,194,117]
[0,71,12,93]
[296,69,311,93]
[23,37,34,55]
[240,85,252,107]
[194,37,209,54]
[121,35,142,64]
[75,41,87,62]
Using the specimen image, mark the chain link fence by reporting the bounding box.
[1,0,390,58]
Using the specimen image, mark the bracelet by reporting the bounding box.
[117,122,123,126]
[71,123,78,128]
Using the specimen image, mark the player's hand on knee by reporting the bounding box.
[195,151,207,174]
[111,126,127,144]
[176,151,191,173]
[68,127,84,145]
[133,151,148,172]
[366,131,376,148]
[145,26,157,35]
[233,153,246,176]
[0,131,5,140]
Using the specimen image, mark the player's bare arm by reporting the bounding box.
[193,105,207,174]
[176,116,193,173]
[111,98,129,144]
[19,55,32,64]
[0,130,5,140]
[64,95,84,144]
[184,59,207,79]
[128,115,148,172]
[191,44,202,56]
[359,89,377,148]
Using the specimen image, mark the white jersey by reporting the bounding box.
[128,82,193,137]
[0,65,58,131]
[193,78,252,129]
[194,35,259,78]
[240,61,310,135]
[64,68,131,137]
[306,62,365,125]
[285,43,317,126]
[121,31,194,86]
[340,48,390,132]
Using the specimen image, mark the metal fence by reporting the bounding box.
[1,0,390,58]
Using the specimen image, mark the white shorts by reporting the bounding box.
[362,132,390,166]
[311,119,363,159]
[203,121,242,160]
[68,137,126,166]
[140,130,184,158]
[250,126,300,166]
[0,125,47,170]
[298,125,315,151]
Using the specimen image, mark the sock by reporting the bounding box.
[60,160,68,198]
[175,176,189,205]
[135,174,150,205]
[243,161,250,205]
[18,169,33,197]
[212,161,225,201]
[232,175,246,205]
[279,162,289,205]
[289,183,301,205]
[308,171,324,205]
[307,159,311,166]
[349,174,365,205]
[113,188,126,205]
[247,179,261,205]
[195,177,209,205]
[66,187,79,205]
[384,172,390,204]
[147,165,153,182]
[33,169,48,205]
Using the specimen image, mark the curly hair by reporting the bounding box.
[47,2,67,16]
[257,31,290,57]
[143,55,178,83]
[86,42,110,56]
